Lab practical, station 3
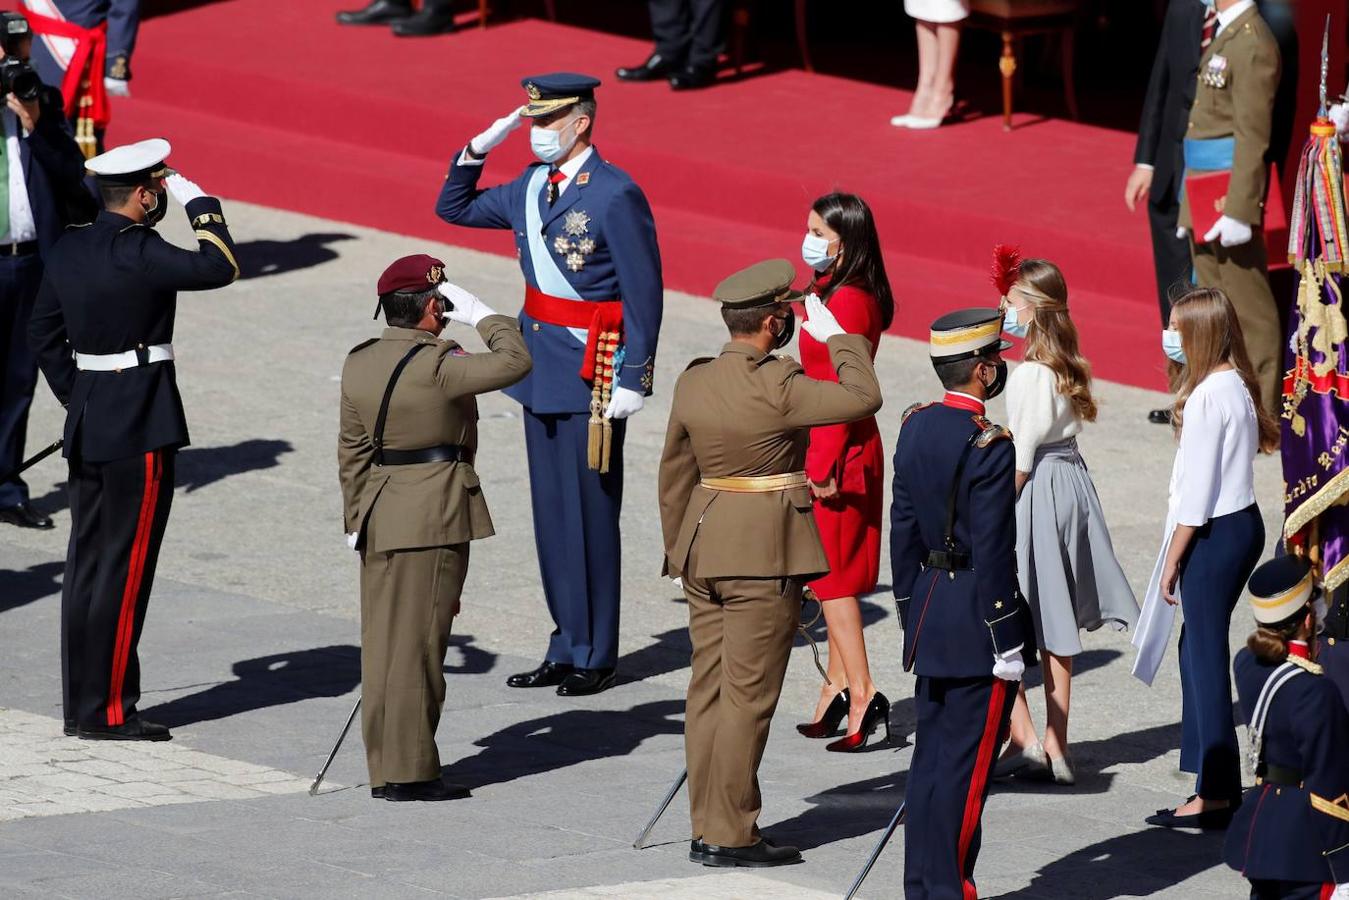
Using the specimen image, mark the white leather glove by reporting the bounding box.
[469,107,525,156]
[1329,102,1349,140]
[1203,214,1253,248]
[672,576,683,589]
[801,293,845,342]
[103,77,130,98]
[437,282,496,327]
[346,532,358,551]
[165,173,206,206]
[992,647,1025,682]
[1175,226,1189,240]
[1331,884,1349,900]
[605,385,645,419]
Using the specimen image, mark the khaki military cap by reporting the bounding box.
[714,259,803,309]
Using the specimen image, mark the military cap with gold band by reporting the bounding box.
[929,308,1012,363]
[713,259,803,309]
[1247,555,1316,625]
[520,73,601,118]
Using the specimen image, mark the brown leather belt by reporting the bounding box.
[699,472,808,493]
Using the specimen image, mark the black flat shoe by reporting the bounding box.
[556,667,617,696]
[371,786,386,799]
[335,0,411,25]
[698,838,802,868]
[1148,408,1172,425]
[391,3,455,36]
[0,502,53,529]
[1144,805,1234,830]
[617,52,679,82]
[797,688,849,738]
[507,660,574,688]
[384,779,470,802]
[77,717,171,742]
[669,66,715,91]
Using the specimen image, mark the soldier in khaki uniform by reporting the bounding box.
[1179,0,1281,414]
[658,259,882,867]
[338,254,531,802]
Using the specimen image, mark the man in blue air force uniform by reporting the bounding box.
[890,308,1037,900]
[436,73,663,696]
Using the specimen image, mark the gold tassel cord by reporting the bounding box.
[598,332,617,474]
[586,338,605,471]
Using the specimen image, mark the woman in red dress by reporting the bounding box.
[794,193,893,751]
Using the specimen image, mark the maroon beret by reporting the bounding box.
[377,254,446,295]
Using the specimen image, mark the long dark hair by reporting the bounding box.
[807,193,895,329]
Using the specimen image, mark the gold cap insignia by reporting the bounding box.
[427,265,444,284]
[526,83,541,100]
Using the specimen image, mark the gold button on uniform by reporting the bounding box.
[532,323,540,331]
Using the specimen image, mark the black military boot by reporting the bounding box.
[336,0,412,25]
[391,0,456,36]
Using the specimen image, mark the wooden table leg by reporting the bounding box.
[796,0,813,73]
[479,0,488,28]
[999,29,1016,132]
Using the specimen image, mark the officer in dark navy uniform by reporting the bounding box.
[1225,555,1349,900]
[28,138,238,741]
[890,308,1037,900]
[436,73,663,697]
[1322,585,1349,715]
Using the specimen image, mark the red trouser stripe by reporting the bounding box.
[106,451,160,725]
[956,678,1008,900]
[1321,883,1334,900]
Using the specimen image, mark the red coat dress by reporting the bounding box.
[800,280,884,600]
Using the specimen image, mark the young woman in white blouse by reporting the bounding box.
[990,258,1139,786]
[1144,287,1279,830]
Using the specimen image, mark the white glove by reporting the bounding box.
[1175,226,1189,240]
[437,282,495,327]
[1330,102,1349,140]
[800,293,845,342]
[165,173,206,206]
[1332,884,1349,900]
[103,77,130,98]
[605,385,645,419]
[992,647,1025,682]
[672,576,683,589]
[469,107,525,156]
[1203,214,1253,248]
[346,532,358,551]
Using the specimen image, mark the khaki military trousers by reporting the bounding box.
[359,520,469,787]
[1192,232,1282,416]
[682,537,803,848]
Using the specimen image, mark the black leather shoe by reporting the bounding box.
[698,838,802,867]
[507,660,574,688]
[77,717,171,742]
[556,667,617,696]
[391,1,455,36]
[63,721,76,737]
[689,839,708,863]
[617,53,679,82]
[384,778,470,802]
[371,786,386,799]
[1144,804,1235,830]
[0,502,53,529]
[336,0,411,25]
[1148,408,1172,425]
[669,66,715,91]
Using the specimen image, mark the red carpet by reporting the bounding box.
[107,0,1164,389]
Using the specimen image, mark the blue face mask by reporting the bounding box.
[801,233,838,273]
[1003,305,1030,338]
[530,119,577,164]
[1162,329,1186,364]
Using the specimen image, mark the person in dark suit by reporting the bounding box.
[615,0,726,90]
[890,308,1037,899]
[28,138,238,741]
[0,11,92,530]
[436,73,663,697]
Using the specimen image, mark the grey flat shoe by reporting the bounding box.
[993,742,1047,779]
[1047,754,1076,786]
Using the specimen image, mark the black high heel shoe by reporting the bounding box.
[825,692,891,752]
[796,688,849,738]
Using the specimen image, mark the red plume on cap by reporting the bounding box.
[991,244,1021,297]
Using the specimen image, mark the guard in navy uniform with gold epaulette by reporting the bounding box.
[1224,555,1349,900]
[28,138,238,742]
[890,308,1037,900]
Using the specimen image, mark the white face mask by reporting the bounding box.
[1162,328,1186,364]
[531,118,577,164]
[801,233,838,272]
[1003,304,1030,338]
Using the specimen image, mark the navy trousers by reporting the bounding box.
[0,252,44,507]
[904,675,1016,900]
[1178,503,1264,802]
[523,409,625,670]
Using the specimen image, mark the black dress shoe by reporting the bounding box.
[698,838,802,868]
[617,52,679,82]
[506,660,574,688]
[336,0,411,25]
[384,778,470,802]
[391,1,455,36]
[77,717,171,742]
[556,667,617,696]
[371,786,386,799]
[0,502,53,529]
[1148,408,1172,425]
[63,721,76,737]
[669,66,715,91]
[689,839,708,863]
[1144,804,1235,830]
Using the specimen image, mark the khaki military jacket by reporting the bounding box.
[338,316,531,553]
[1181,5,1279,228]
[658,334,882,580]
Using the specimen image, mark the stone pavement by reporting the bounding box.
[0,198,1282,898]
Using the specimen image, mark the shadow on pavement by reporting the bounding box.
[234,233,356,280]
[178,439,294,493]
[0,560,63,613]
[619,627,691,683]
[768,770,909,852]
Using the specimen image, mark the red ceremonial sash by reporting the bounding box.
[24,13,109,128]
[524,285,623,382]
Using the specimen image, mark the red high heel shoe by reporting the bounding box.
[825,691,891,752]
[796,688,849,738]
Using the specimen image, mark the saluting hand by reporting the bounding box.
[469,106,526,157]
[801,294,845,342]
[437,282,496,327]
[165,173,206,205]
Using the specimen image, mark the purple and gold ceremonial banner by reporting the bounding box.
[1283,116,1349,588]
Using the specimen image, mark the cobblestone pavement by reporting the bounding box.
[0,199,1270,898]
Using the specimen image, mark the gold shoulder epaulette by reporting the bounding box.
[971,414,1012,448]
[900,402,933,427]
[347,338,379,355]
[1287,655,1324,676]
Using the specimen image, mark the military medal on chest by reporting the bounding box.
[553,209,596,273]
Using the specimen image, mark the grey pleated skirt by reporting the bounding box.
[1016,439,1139,657]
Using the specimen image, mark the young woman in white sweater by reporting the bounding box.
[993,257,1139,785]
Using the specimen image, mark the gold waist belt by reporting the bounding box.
[699,472,808,493]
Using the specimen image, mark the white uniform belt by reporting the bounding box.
[75,344,175,371]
